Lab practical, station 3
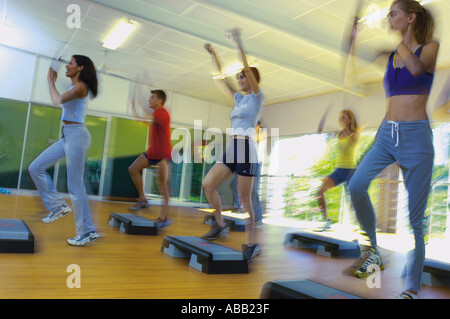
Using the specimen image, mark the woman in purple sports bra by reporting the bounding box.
[345,0,439,299]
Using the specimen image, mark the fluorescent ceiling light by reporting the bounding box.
[359,0,435,26]
[103,20,137,50]
[360,5,389,25]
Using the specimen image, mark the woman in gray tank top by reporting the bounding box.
[28,55,99,247]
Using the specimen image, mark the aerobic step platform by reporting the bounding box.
[421,259,450,287]
[0,219,34,253]
[260,280,364,299]
[284,231,360,258]
[108,213,157,235]
[203,214,246,231]
[161,236,248,274]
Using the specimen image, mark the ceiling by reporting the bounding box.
[1,0,449,107]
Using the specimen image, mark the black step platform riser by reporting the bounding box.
[0,240,34,253]
[284,232,360,259]
[161,236,248,274]
[260,280,364,299]
[421,259,450,287]
[0,219,34,254]
[108,213,157,235]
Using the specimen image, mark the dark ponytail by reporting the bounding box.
[72,55,98,98]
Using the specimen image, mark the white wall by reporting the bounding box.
[0,45,231,130]
[170,92,210,126]
[89,74,130,115]
[261,67,450,136]
[32,56,72,104]
[0,46,36,101]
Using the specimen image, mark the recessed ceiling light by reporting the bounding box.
[103,19,137,50]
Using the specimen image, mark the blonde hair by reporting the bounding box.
[340,109,358,132]
[392,0,435,44]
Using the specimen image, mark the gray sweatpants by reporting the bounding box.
[29,124,96,235]
[349,120,434,292]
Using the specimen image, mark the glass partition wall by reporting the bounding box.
[0,98,232,207]
[264,123,450,261]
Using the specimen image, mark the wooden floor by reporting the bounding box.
[1,195,449,299]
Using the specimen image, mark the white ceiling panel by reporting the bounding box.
[140,0,196,16]
[249,0,317,21]
[187,3,268,34]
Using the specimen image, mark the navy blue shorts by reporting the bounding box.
[219,138,259,177]
[142,153,165,166]
[327,168,355,186]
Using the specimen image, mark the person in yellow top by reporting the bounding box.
[316,110,360,231]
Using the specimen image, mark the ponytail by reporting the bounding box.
[392,0,435,44]
[415,8,435,44]
[72,55,99,98]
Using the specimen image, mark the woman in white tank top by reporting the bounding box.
[28,55,99,247]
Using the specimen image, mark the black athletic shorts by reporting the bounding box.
[219,138,259,177]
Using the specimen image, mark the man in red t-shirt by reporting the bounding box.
[128,90,172,229]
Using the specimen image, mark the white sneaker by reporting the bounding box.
[129,200,150,211]
[321,220,331,231]
[42,205,72,223]
[67,231,99,246]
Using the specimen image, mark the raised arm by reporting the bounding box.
[396,41,439,77]
[204,43,236,99]
[130,98,154,124]
[47,68,88,105]
[226,28,260,95]
[344,20,391,87]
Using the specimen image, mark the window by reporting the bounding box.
[269,130,377,226]
[102,117,147,198]
[19,104,61,190]
[265,124,450,261]
[0,99,28,188]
